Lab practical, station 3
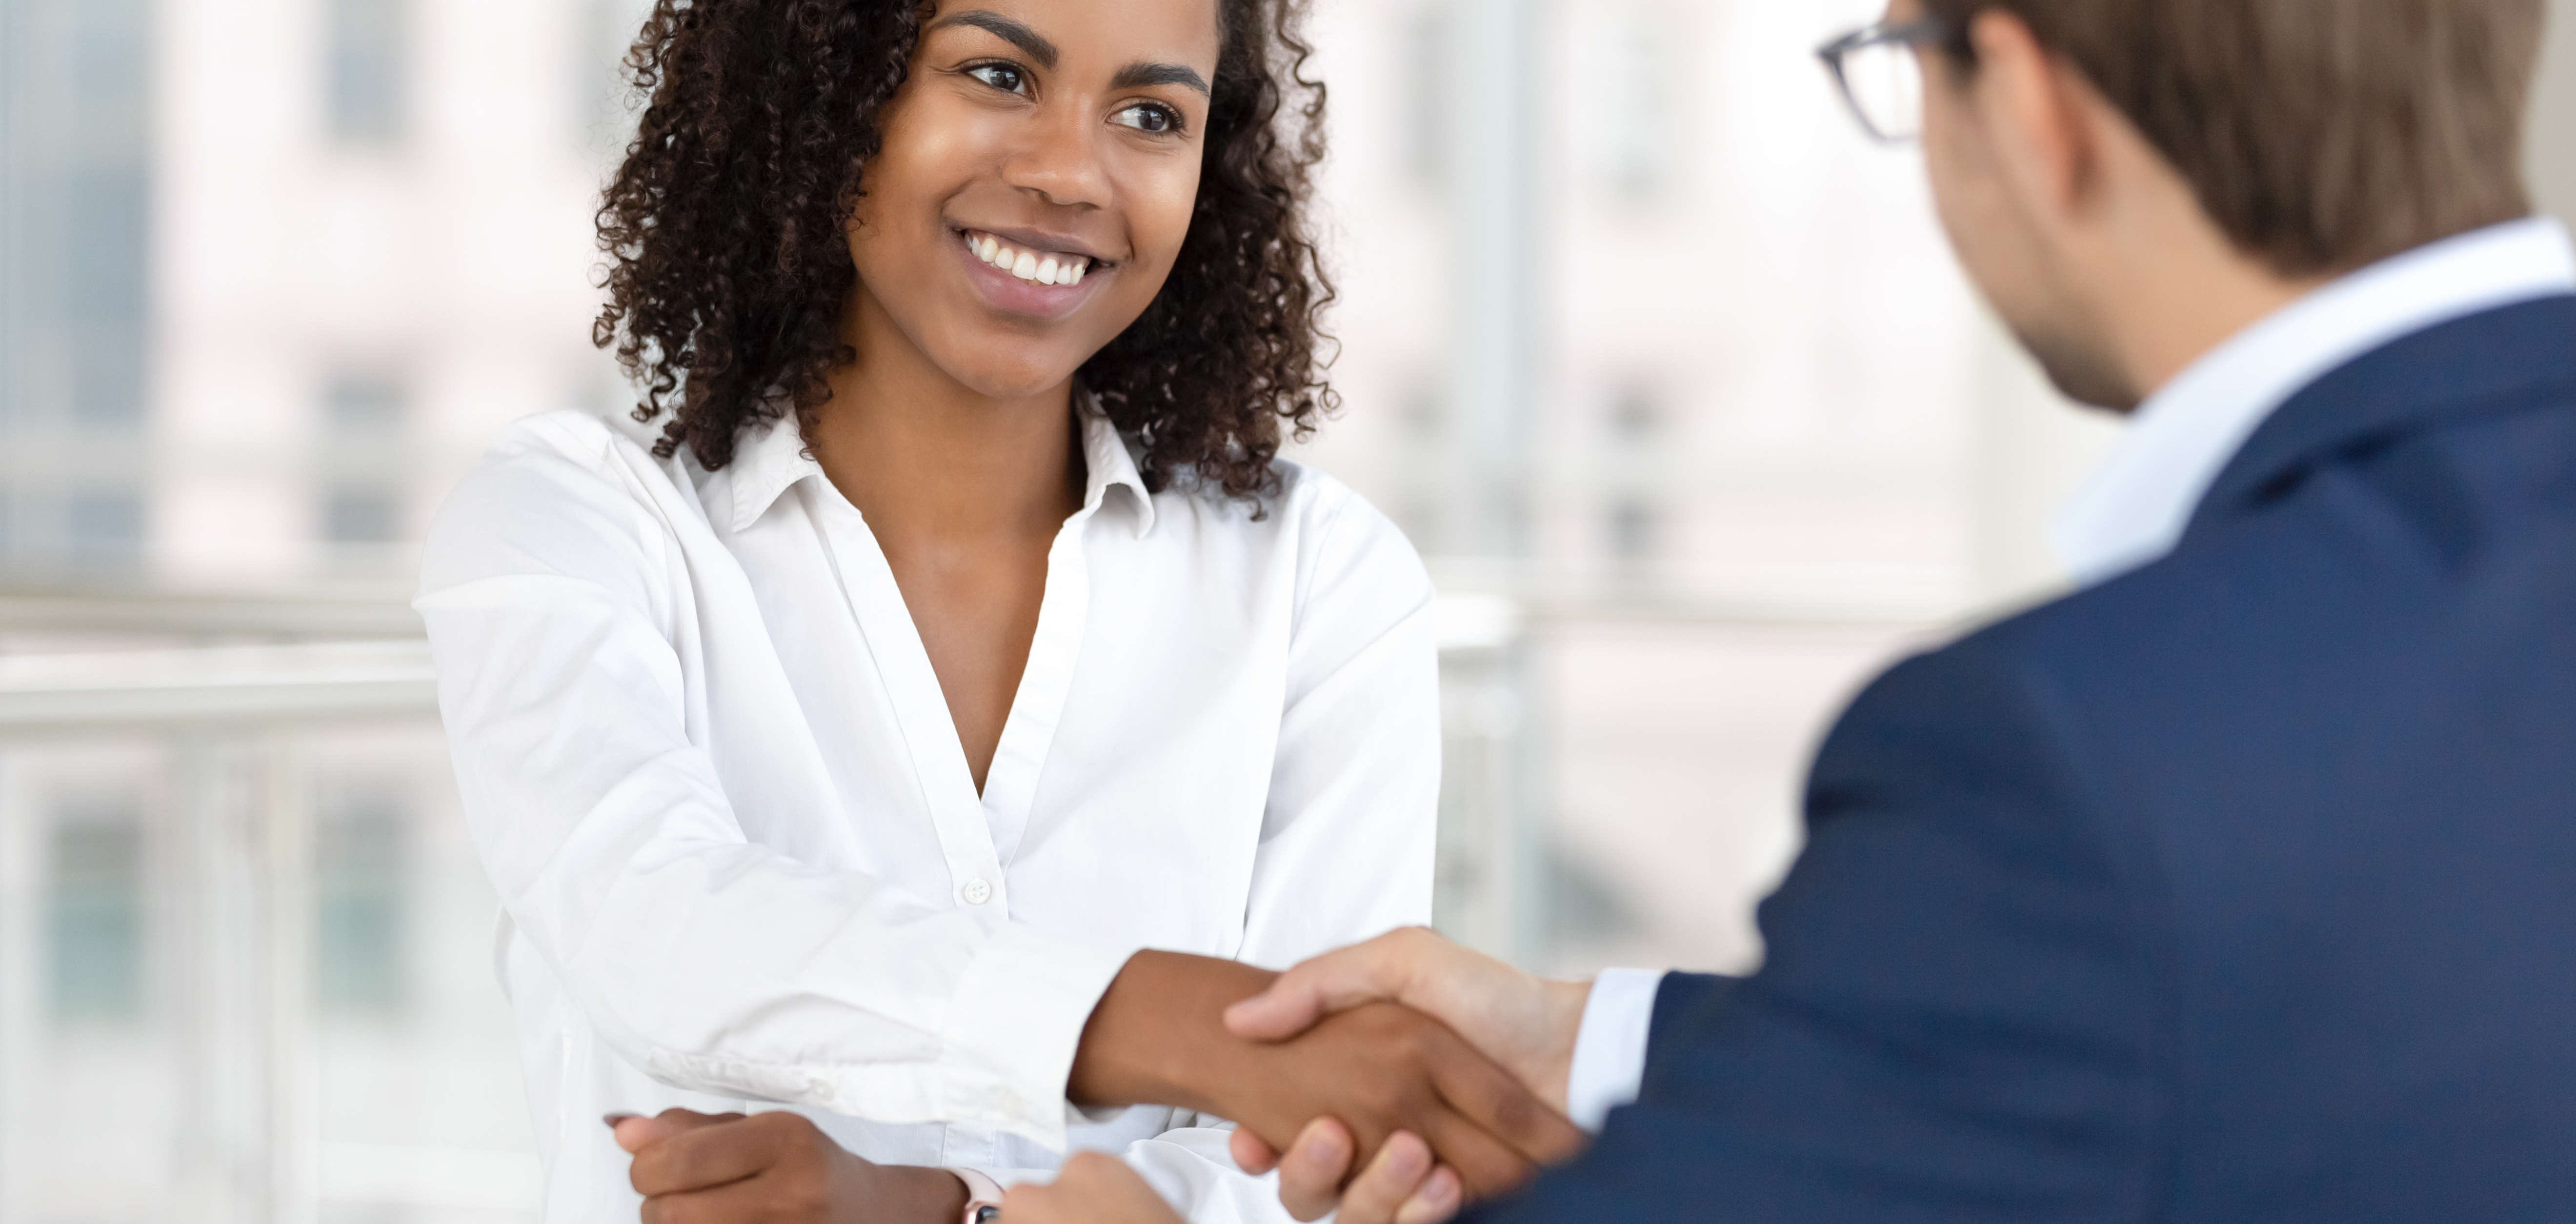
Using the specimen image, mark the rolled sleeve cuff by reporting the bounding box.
[1563,967,1664,1132]
[935,923,1139,1151]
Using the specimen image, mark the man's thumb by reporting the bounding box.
[1222,978,1325,1041]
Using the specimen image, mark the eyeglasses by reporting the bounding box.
[1817,20,1952,144]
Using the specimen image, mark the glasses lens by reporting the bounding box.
[1839,40,1925,141]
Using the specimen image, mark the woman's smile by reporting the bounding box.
[953,224,1113,320]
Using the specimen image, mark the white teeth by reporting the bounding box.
[967,232,1093,285]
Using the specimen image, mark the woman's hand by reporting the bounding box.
[611,1110,968,1224]
[1067,951,1586,1202]
[998,1153,1182,1224]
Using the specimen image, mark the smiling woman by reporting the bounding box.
[411,1,1572,1224]
[596,0,1334,494]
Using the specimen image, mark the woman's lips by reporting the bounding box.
[951,228,1108,319]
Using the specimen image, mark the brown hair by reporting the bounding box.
[593,0,1337,501]
[1925,0,2547,275]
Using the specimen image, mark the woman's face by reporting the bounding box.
[845,0,1222,401]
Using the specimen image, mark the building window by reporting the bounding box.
[1606,388,1663,562]
[323,489,402,543]
[316,795,408,1018]
[0,0,155,576]
[46,809,149,1024]
[1577,3,1677,201]
[1607,496,1659,562]
[326,368,407,434]
[65,487,144,566]
[1609,388,1661,442]
[65,168,152,428]
[328,0,408,144]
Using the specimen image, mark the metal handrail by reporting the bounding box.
[0,584,423,639]
[0,639,438,731]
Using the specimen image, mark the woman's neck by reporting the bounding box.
[806,306,1086,548]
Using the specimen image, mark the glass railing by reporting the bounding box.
[0,580,1937,1224]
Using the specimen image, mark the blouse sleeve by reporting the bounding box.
[1238,474,1444,967]
[417,416,1131,1152]
[1096,474,1444,1222]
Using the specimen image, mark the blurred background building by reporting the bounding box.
[0,0,2571,1222]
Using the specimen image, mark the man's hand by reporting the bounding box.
[1213,929,1597,1224]
[1232,1118,1463,1224]
[1223,928,1592,1113]
[1068,951,1584,1201]
[610,1109,967,1224]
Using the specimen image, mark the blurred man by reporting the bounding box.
[1009,0,2576,1220]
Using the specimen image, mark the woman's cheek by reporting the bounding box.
[1136,159,1206,266]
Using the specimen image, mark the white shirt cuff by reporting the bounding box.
[1562,968,1665,1132]
[934,924,1140,1150]
[945,1166,1007,1207]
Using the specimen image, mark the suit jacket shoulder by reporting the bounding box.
[1471,297,2576,1224]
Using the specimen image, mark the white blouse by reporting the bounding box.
[415,406,1439,1224]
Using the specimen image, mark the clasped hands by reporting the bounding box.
[613,931,1588,1224]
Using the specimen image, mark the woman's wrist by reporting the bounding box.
[1068,950,1280,1114]
[849,1160,971,1224]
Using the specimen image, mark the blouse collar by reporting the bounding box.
[720,394,1157,539]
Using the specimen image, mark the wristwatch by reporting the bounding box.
[948,1167,1006,1224]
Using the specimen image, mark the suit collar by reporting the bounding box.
[2053,219,2576,584]
[2181,294,2576,547]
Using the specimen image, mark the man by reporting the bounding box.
[1010,0,2576,1219]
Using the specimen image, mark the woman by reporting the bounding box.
[416,0,1543,1220]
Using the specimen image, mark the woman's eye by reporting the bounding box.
[1113,103,1181,134]
[966,64,1027,95]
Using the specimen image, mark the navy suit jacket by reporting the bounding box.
[1473,297,2576,1221]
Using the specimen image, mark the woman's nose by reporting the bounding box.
[1001,101,1113,210]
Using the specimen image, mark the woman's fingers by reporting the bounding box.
[610,1108,743,1156]
[627,1111,811,1198]
[1424,1029,1589,1165]
[1402,1101,1535,1201]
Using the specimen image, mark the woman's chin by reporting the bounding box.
[936,358,1087,405]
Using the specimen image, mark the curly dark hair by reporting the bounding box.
[593,0,1338,501]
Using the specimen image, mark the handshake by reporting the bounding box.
[609,929,1590,1224]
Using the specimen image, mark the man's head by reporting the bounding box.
[1900,0,2547,409]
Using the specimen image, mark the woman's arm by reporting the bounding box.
[420,419,1132,1148]
[428,424,1566,1193]
[1243,475,1444,966]
[1099,477,1450,1222]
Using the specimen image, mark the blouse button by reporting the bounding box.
[962,879,995,905]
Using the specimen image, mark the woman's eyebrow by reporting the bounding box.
[931,10,1058,69]
[1111,62,1211,96]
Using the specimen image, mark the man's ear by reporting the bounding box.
[1966,9,2104,229]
